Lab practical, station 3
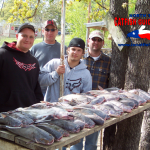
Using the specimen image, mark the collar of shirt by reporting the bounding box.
[84,50,106,61]
[7,42,21,52]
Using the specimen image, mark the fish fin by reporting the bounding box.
[35,138,40,144]
[98,85,104,90]
[0,114,7,118]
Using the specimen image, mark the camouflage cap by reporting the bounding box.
[89,30,104,40]
[43,20,57,28]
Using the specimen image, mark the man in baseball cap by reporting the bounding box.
[70,30,111,150]
[43,20,57,29]
[30,19,67,96]
[68,37,85,52]
[89,30,104,40]
[39,37,92,103]
[0,23,43,112]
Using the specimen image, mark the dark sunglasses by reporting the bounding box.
[45,28,57,32]
[91,38,103,42]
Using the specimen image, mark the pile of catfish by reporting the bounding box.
[0,87,150,145]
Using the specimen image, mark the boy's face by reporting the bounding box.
[16,28,35,53]
[67,47,84,61]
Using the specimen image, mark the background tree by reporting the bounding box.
[32,0,62,30]
[0,0,43,23]
[65,1,88,40]
[103,0,150,149]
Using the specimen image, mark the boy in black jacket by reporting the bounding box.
[0,23,43,112]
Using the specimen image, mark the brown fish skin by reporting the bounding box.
[0,125,54,145]
[0,113,23,127]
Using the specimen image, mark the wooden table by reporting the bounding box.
[0,102,150,150]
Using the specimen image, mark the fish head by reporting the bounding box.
[8,117,23,127]
[127,30,140,38]
[35,136,54,145]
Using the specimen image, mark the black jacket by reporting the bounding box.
[0,42,43,112]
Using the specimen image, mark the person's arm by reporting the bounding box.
[81,70,92,93]
[39,59,65,87]
[30,45,34,55]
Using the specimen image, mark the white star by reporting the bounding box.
[133,32,135,35]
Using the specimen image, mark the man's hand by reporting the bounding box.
[56,65,65,75]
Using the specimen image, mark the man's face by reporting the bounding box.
[67,47,84,62]
[43,25,58,44]
[88,37,104,52]
[16,28,35,53]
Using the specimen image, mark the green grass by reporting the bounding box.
[0,35,72,47]
[0,34,111,49]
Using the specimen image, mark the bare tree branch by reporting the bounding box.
[93,0,108,10]
[26,0,40,19]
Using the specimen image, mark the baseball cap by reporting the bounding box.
[68,38,85,51]
[89,30,104,40]
[17,23,35,33]
[43,20,57,28]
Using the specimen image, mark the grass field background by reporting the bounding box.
[0,35,72,48]
[0,34,111,50]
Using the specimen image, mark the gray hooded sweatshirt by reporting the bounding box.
[39,56,92,102]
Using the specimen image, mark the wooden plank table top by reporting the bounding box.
[0,102,150,150]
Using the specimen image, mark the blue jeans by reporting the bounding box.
[70,131,100,150]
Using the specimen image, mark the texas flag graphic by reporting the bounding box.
[127,25,150,40]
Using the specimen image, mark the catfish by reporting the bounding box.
[0,125,54,145]
[71,111,95,128]
[42,119,81,133]
[36,123,63,141]
[0,113,23,127]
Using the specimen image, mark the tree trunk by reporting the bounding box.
[103,0,150,150]
[108,0,129,89]
[133,1,150,149]
[103,0,129,149]
[139,110,150,150]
